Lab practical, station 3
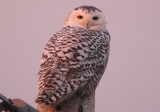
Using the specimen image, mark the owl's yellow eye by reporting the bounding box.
[77,15,83,19]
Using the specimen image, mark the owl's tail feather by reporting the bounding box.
[35,93,54,105]
[36,93,59,112]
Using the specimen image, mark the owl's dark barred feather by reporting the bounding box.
[75,5,102,13]
[35,26,110,105]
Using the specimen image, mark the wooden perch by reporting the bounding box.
[51,92,95,112]
[0,93,38,112]
[0,92,95,112]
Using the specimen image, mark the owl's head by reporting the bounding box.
[64,6,107,31]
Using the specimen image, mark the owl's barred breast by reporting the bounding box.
[36,26,110,105]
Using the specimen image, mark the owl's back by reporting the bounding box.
[36,26,110,105]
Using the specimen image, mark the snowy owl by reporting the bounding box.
[35,5,110,112]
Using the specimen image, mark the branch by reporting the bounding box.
[0,93,38,112]
[0,92,95,112]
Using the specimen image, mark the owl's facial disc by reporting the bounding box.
[64,6,107,31]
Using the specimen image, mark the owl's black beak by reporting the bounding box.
[86,23,89,29]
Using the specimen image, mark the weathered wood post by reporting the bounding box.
[52,92,95,112]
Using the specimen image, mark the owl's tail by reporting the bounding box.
[35,93,56,112]
[35,92,54,105]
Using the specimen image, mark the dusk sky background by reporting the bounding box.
[0,0,160,112]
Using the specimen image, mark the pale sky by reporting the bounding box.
[0,0,160,112]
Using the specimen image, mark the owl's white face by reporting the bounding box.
[64,7,107,31]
